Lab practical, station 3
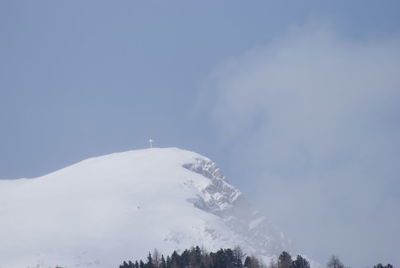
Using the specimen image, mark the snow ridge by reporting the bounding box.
[0,148,293,268]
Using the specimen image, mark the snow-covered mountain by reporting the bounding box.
[0,148,292,268]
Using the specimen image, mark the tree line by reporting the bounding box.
[118,246,395,268]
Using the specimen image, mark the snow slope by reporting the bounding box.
[0,148,291,268]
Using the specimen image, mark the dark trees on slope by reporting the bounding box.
[374,264,394,268]
[277,251,292,268]
[120,246,252,268]
[119,247,393,268]
[327,256,344,268]
[292,255,310,268]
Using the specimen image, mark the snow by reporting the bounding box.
[0,147,292,268]
[249,217,265,230]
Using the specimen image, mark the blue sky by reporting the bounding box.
[1,1,400,267]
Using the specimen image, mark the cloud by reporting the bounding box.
[204,25,400,267]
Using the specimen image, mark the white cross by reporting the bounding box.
[148,138,154,148]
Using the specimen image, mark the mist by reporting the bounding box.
[204,25,400,267]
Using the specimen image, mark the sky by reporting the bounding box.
[1,1,399,267]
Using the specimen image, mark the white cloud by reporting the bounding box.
[205,25,400,267]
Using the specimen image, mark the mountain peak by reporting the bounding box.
[0,148,291,268]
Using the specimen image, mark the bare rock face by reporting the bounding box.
[183,157,292,257]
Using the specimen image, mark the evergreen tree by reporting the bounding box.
[166,256,172,268]
[161,255,167,268]
[277,252,292,268]
[190,246,203,268]
[181,249,190,268]
[327,256,344,268]
[147,252,154,268]
[292,255,310,268]
[374,264,394,268]
[244,256,260,268]
[244,256,252,268]
[202,249,212,268]
[170,251,180,268]
[214,249,227,268]
[225,248,235,268]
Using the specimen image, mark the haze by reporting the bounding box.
[1,1,399,267]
